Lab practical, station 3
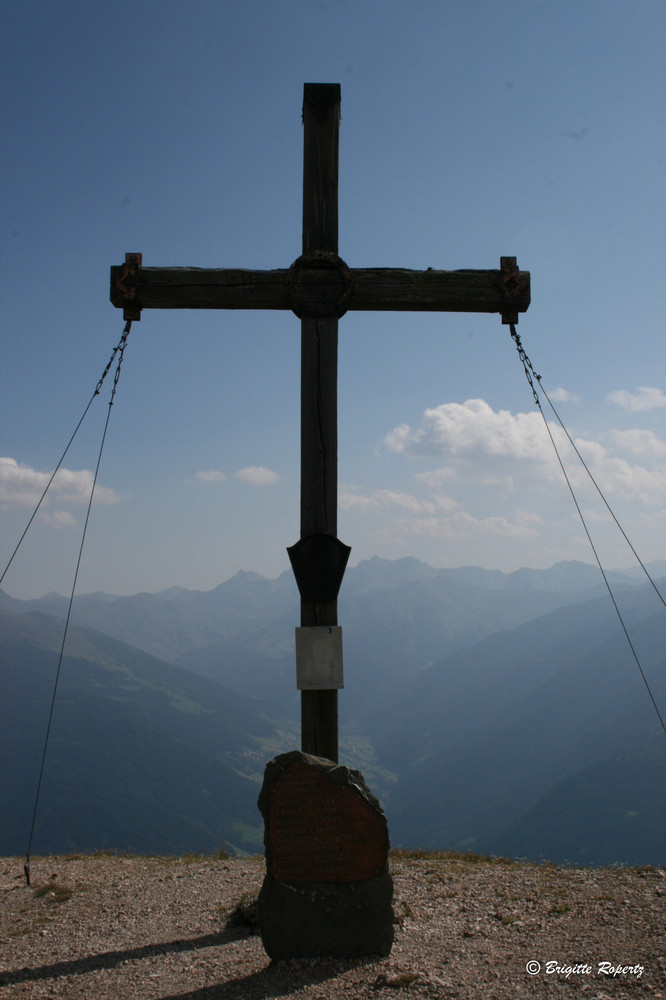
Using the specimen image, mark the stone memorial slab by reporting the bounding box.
[257,751,393,960]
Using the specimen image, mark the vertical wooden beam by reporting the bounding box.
[300,84,341,763]
[302,83,340,255]
[300,315,338,537]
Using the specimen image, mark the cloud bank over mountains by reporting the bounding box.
[339,391,665,561]
[2,386,663,593]
[383,395,665,506]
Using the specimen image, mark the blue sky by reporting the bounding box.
[1,0,664,598]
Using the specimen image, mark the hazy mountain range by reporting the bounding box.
[2,557,665,866]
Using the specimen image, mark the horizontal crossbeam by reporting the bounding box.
[110,262,530,318]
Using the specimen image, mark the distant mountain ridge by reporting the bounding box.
[1,557,664,866]
[0,557,651,666]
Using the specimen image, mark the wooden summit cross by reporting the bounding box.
[110,83,530,765]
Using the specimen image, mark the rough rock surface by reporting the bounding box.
[1,852,665,999]
[257,751,393,959]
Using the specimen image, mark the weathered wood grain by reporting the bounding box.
[110,265,530,316]
[299,84,341,764]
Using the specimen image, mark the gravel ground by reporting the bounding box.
[1,852,665,999]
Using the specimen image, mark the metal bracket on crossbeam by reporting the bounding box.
[499,256,526,325]
[114,252,143,322]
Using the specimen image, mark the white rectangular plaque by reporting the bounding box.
[295,625,344,690]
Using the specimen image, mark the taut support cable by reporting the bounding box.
[23,322,132,887]
[1,322,133,588]
[509,323,665,610]
[508,322,666,739]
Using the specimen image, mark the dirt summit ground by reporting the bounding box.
[1,851,665,1000]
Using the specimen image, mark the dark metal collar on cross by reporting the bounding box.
[110,83,530,764]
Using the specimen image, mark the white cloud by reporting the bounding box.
[375,489,443,515]
[384,400,666,508]
[516,509,545,529]
[340,485,459,516]
[195,469,227,483]
[41,510,78,529]
[585,454,666,505]
[0,457,121,508]
[549,387,581,403]
[607,429,666,457]
[578,507,612,525]
[606,386,666,412]
[414,468,457,488]
[339,486,380,510]
[378,510,541,542]
[336,397,666,564]
[234,466,280,486]
[565,433,665,505]
[385,399,564,467]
